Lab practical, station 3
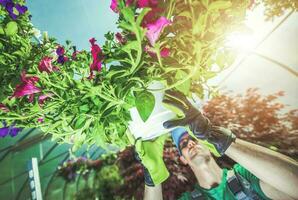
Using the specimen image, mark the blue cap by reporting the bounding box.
[171,127,188,155]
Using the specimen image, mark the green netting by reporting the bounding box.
[0,128,104,200]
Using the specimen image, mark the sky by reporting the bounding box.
[26,0,118,50]
[27,1,298,109]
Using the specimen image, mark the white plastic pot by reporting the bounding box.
[128,81,177,140]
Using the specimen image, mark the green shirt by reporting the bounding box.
[179,164,271,200]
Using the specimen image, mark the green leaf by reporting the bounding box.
[74,115,87,129]
[119,21,134,32]
[5,21,18,36]
[121,7,135,24]
[0,26,4,35]
[193,14,207,35]
[208,1,232,11]
[79,104,89,113]
[175,70,191,95]
[135,90,155,122]
[202,0,209,8]
[121,41,138,53]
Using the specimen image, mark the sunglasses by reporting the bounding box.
[179,135,195,150]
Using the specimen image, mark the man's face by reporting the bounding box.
[179,134,211,166]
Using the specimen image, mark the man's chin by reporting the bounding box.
[190,153,211,165]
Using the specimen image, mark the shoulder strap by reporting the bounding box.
[227,171,261,200]
[190,189,206,200]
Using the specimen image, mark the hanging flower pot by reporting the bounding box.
[128,81,176,140]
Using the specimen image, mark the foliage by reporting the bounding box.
[57,156,104,182]
[0,0,252,150]
[256,0,298,20]
[203,88,298,159]
[58,154,124,200]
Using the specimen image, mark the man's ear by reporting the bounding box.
[179,156,188,165]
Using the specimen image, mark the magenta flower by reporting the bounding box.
[11,71,41,102]
[145,45,170,58]
[38,93,53,105]
[146,16,171,46]
[115,32,126,44]
[0,103,9,112]
[37,118,44,123]
[110,0,118,12]
[144,45,156,58]
[72,46,80,60]
[89,38,104,79]
[110,0,134,13]
[38,57,59,73]
[160,47,170,57]
[141,7,163,27]
[137,0,158,8]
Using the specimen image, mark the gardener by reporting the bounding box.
[136,91,298,200]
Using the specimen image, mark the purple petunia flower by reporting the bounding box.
[0,122,22,138]
[56,46,65,56]
[15,4,27,14]
[0,0,27,20]
[56,46,68,64]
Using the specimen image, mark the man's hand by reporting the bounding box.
[134,134,170,186]
[163,90,235,156]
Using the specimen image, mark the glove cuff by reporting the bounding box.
[211,127,236,156]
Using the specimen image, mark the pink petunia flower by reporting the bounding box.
[110,0,118,13]
[115,32,127,44]
[89,38,104,79]
[145,16,171,46]
[38,93,53,105]
[11,71,41,102]
[141,7,164,27]
[110,0,134,13]
[160,47,170,57]
[38,57,59,73]
[145,45,170,58]
[126,0,134,6]
[137,0,158,8]
[37,117,44,123]
[0,103,9,112]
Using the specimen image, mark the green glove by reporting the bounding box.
[132,134,170,186]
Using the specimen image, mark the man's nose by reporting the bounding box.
[187,140,195,148]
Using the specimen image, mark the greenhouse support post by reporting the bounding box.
[28,158,43,200]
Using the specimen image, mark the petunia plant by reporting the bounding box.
[0,0,252,150]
